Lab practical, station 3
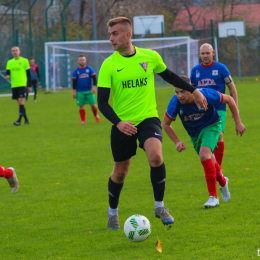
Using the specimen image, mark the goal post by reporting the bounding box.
[44,37,199,92]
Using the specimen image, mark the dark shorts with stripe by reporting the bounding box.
[12,87,26,100]
[111,117,163,162]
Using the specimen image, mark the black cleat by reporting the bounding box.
[13,121,21,126]
[24,120,30,125]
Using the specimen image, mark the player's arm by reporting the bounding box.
[6,70,10,80]
[26,69,32,92]
[158,69,208,111]
[162,114,186,152]
[222,94,245,136]
[91,74,97,94]
[98,87,137,136]
[72,78,77,98]
[226,81,238,107]
[36,66,40,80]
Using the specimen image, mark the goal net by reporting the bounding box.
[44,37,199,92]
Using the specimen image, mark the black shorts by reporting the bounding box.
[12,87,26,100]
[111,117,163,162]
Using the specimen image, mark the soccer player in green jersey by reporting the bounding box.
[6,46,31,126]
[97,17,208,230]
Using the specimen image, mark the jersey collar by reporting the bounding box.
[79,65,87,69]
[201,60,215,68]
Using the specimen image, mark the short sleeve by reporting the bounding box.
[221,64,230,78]
[90,67,96,76]
[72,69,77,79]
[202,89,222,106]
[97,60,112,88]
[6,60,10,70]
[25,59,30,70]
[190,68,196,87]
[152,51,167,74]
[166,95,179,120]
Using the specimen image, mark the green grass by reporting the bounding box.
[0,81,259,259]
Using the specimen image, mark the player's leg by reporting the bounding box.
[212,154,230,202]
[86,91,100,122]
[108,125,138,230]
[214,111,226,166]
[33,80,37,101]
[192,122,222,207]
[0,165,19,193]
[13,87,29,125]
[108,159,131,230]
[139,118,174,225]
[77,92,86,124]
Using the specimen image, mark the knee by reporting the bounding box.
[112,169,128,183]
[149,152,163,167]
[199,152,211,162]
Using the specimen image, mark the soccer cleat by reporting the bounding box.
[24,120,30,125]
[78,121,86,125]
[155,207,174,225]
[95,115,100,123]
[34,100,37,102]
[220,177,230,202]
[13,121,21,126]
[204,196,220,208]
[6,167,19,194]
[107,213,120,230]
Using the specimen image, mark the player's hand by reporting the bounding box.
[117,121,137,136]
[176,141,186,152]
[73,93,76,99]
[193,89,208,111]
[6,76,10,80]
[236,122,246,136]
[92,85,96,94]
[27,87,32,93]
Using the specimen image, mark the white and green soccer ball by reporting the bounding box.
[124,214,151,242]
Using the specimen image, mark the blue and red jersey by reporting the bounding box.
[72,65,96,92]
[165,88,223,137]
[190,61,230,111]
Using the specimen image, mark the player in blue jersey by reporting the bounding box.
[190,43,238,168]
[163,75,245,208]
[72,54,100,124]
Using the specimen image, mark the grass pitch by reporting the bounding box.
[0,80,259,259]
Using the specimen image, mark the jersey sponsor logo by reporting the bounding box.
[117,68,124,72]
[196,70,200,78]
[197,78,216,87]
[122,78,147,88]
[212,70,218,75]
[184,113,205,121]
[139,62,148,72]
[79,73,89,78]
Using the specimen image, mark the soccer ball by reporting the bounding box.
[124,214,151,242]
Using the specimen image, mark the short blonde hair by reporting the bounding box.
[180,75,191,84]
[107,17,132,32]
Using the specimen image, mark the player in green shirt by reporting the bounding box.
[98,17,208,230]
[6,46,31,126]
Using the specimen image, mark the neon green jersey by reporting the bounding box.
[98,47,166,126]
[6,57,30,88]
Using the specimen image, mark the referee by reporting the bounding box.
[6,46,31,126]
[98,17,208,230]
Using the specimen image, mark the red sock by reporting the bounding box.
[201,159,217,198]
[214,141,224,166]
[0,166,13,179]
[92,109,98,117]
[215,161,226,187]
[79,109,86,122]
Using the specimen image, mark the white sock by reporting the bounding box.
[155,201,164,209]
[108,207,118,216]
